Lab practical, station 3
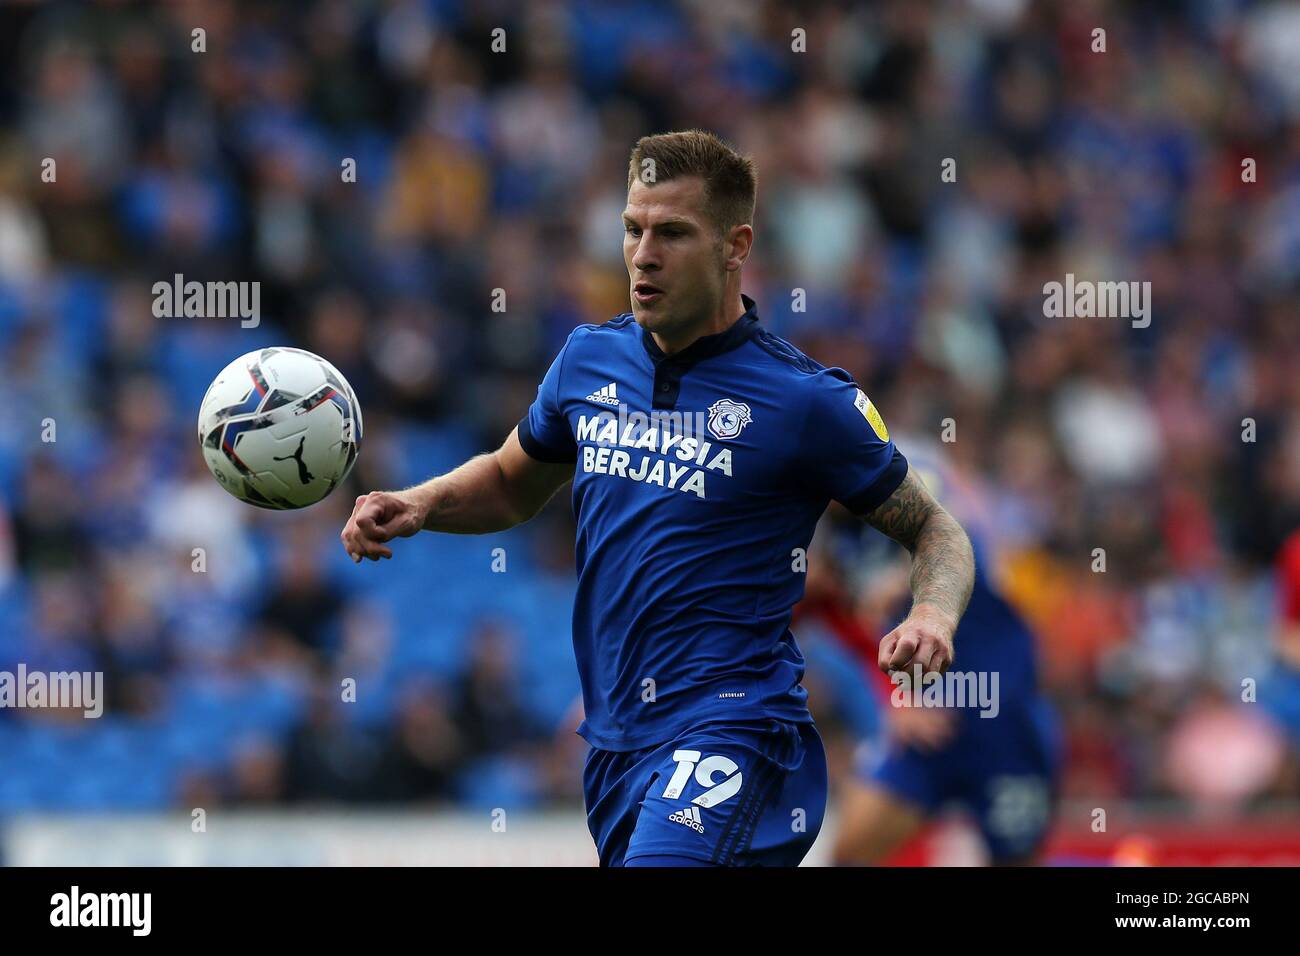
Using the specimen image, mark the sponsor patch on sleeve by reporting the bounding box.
[854,387,889,441]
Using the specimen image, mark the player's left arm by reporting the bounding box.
[859,466,974,676]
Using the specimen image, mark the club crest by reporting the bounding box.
[707,399,753,440]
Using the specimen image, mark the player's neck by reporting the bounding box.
[651,293,748,356]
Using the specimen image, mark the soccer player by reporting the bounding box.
[340,130,975,867]
[831,441,1062,866]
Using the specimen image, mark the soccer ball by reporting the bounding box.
[197,347,362,509]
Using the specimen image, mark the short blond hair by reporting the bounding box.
[627,130,756,234]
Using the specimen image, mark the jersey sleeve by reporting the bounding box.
[516,331,579,463]
[800,368,908,514]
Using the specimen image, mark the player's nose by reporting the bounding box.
[631,241,660,272]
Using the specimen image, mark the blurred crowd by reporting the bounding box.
[1,0,1300,817]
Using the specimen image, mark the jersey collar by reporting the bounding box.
[640,294,760,366]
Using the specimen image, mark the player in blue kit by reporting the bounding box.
[340,130,976,866]
[831,440,1062,866]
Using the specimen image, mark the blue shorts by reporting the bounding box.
[584,718,827,867]
[856,697,1062,863]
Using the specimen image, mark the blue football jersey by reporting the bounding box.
[518,295,909,750]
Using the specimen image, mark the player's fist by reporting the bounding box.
[877,603,956,675]
[340,490,425,562]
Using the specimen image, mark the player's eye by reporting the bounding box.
[624,224,641,236]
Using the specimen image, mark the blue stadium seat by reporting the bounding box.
[391,424,480,488]
[453,755,543,812]
[53,272,110,364]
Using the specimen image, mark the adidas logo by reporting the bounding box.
[585,382,621,406]
[668,806,705,834]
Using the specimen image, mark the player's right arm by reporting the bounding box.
[340,427,573,562]
[343,328,582,562]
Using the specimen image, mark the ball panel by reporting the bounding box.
[196,347,362,509]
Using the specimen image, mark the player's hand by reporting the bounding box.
[877,603,956,675]
[340,490,425,562]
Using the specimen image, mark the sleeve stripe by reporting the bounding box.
[841,447,909,515]
[517,416,577,464]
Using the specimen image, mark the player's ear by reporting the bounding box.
[724,223,753,272]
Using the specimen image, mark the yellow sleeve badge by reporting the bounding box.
[853,388,889,441]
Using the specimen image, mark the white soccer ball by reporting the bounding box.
[197,347,363,509]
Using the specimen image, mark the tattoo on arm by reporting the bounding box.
[862,467,975,626]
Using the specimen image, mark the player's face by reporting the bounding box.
[622,176,727,337]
